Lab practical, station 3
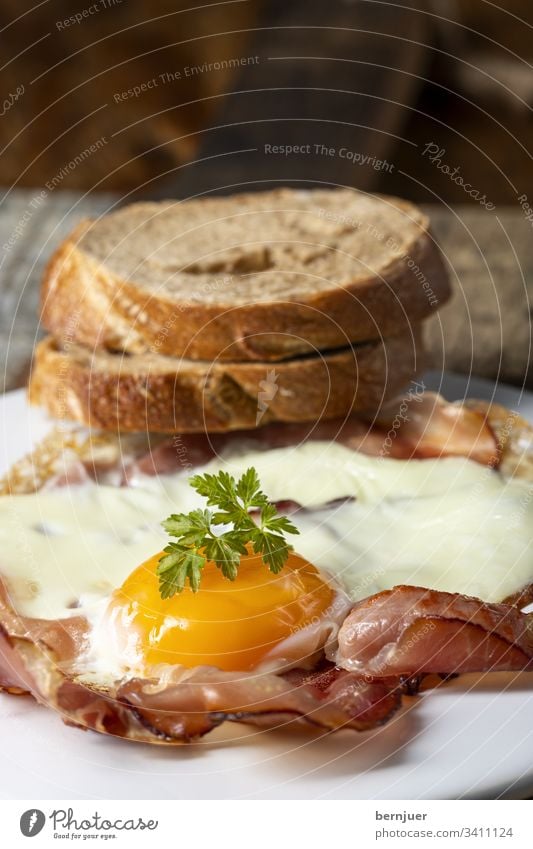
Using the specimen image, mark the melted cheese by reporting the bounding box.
[0,442,532,629]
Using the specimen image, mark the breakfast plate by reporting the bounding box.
[1,372,533,801]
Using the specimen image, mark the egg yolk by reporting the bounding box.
[106,548,335,672]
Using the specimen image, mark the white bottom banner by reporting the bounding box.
[0,800,531,848]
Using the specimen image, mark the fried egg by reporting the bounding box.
[103,546,343,674]
[0,441,532,685]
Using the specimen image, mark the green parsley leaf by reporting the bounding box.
[203,534,245,580]
[157,467,299,598]
[249,530,292,574]
[157,544,205,598]
[235,467,269,509]
[162,509,212,547]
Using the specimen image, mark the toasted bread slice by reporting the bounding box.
[41,189,450,362]
[28,330,423,433]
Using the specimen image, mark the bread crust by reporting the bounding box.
[28,331,424,433]
[40,191,450,362]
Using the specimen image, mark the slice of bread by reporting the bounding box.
[41,188,450,362]
[28,330,423,433]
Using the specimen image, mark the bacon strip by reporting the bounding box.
[124,393,499,481]
[0,642,401,743]
[373,393,498,464]
[13,393,501,492]
[336,585,533,678]
[4,581,533,742]
[115,665,401,741]
[0,582,400,743]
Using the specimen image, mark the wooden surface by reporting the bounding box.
[0,190,531,393]
[3,1,533,206]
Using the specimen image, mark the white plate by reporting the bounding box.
[1,374,533,801]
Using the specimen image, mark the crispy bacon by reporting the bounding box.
[336,585,533,678]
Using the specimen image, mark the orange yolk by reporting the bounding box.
[106,548,335,672]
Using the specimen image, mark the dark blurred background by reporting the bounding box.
[1,0,532,391]
[1,0,532,203]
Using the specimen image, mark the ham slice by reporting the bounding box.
[115,665,401,741]
[336,585,533,677]
[123,392,499,481]
[0,581,399,742]
[0,630,401,742]
[3,580,533,742]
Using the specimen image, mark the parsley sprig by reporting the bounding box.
[157,468,299,598]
